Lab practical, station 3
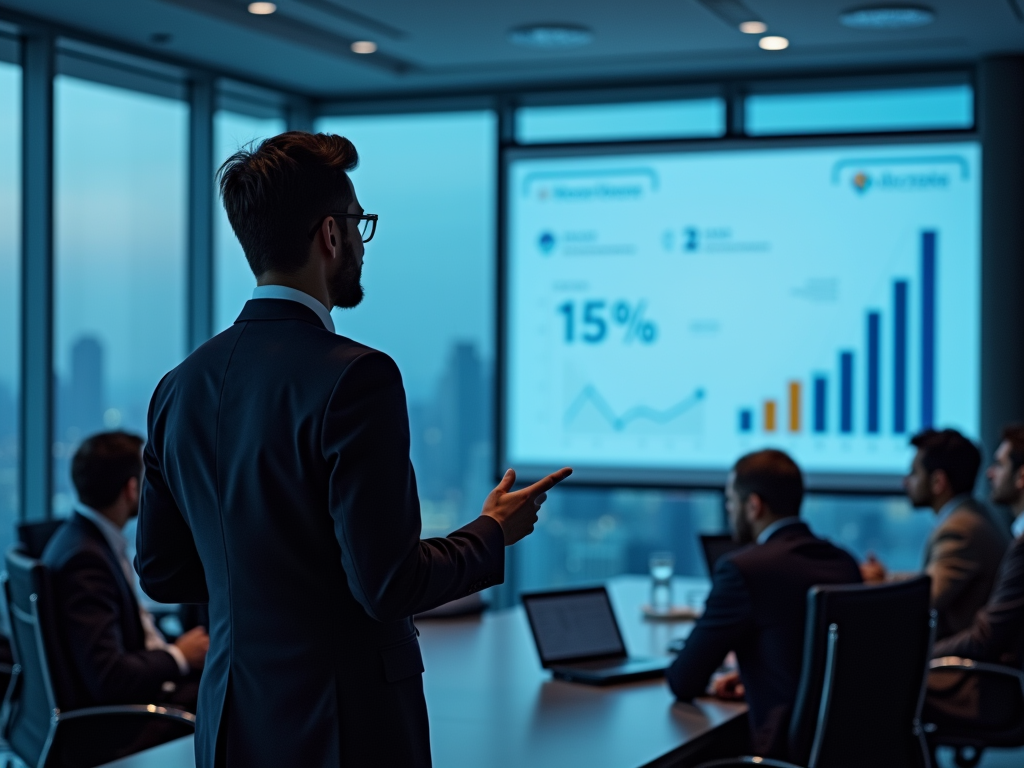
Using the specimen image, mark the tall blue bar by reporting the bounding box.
[921,231,936,429]
[840,352,854,434]
[867,312,880,433]
[739,409,752,433]
[894,280,908,433]
[813,376,827,433]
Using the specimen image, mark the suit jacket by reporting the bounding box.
[41,513,182,709]
[135,298,505,768]
[923,497,1010,640]
[666,521,862,758]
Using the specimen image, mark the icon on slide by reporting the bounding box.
[538,231,556,254]
[851,171,872,194]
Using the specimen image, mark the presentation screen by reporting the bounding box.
[501,139,981,491]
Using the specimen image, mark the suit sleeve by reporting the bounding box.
[927,512,985,613]
[667,558,753,701]
[323,351,505,623]
[933,540,1024,662]
[135,384,209,604]
[55,551,181,704]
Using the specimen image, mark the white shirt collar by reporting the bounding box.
[75,504,128,559]
[251,285,335,333]
[756,515,804,545]
[1012,513,1024,541]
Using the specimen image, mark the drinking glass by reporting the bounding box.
[649,551,675,613]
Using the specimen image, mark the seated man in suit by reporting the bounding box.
[861,428,1009,640]
[666,449,862,758]
[925,424,1024,730]
[42,431,208,711]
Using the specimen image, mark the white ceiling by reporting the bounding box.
[1,0,1022,99]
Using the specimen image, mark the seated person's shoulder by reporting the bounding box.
[41,517,109,573]
[943,502,1008,543]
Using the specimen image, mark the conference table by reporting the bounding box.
[101,576,747,768]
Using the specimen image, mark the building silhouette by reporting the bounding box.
[66,336,105,440]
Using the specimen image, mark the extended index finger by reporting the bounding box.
[524,467,573,498]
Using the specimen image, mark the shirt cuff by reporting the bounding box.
[164,644,190,676]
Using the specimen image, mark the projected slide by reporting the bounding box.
[503,141,981,487]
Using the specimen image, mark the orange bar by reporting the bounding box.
[763,400,777,432]
[789,381,801,433]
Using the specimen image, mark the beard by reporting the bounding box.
[329,235,364,309]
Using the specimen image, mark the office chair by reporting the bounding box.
[2,546,195,768]
[15,521,65,561]
[698,575,935,768]
[923,656,1024,768]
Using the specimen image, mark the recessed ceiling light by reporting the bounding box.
[508,25,593,49]
[739,20,768,34]
[758,35,790,50]
[351,40,377,54]
[840,6,935,29]
[247,2,276,15]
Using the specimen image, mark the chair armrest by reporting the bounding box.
[57,703,196,728]
[696,758,805,768]
[930,656,1024,697]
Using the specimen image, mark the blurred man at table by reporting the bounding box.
[666,449,861,758]
[861,428,1009,640]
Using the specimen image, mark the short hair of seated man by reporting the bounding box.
[72,431,144,523]
[727,449,804,545]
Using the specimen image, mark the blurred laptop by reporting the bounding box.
[699,534,743,576]
[521,586,668,685]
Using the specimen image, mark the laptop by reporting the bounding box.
[699,534,743,576]
[520,586,670,685]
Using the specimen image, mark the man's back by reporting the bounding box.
[925,497,1009,639]
[667,522,862,757]
[137,299,505,767]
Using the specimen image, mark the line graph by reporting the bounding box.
[564,385,706,432]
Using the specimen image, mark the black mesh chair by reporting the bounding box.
[2,546,195,768]
[924,656,1024,768]
[16,521,65,561]
[698,576,935,768]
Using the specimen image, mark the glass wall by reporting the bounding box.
[516,98,726,144]
[0,61,20,555]
[52,75,188,515]
[213,110,286,333]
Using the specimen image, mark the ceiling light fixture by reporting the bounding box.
[839,6,935,29]
[739,20,768,34]
[508,25,594,49]
[351,40,377,54]
[247,2,277,15]
[758,35,790,50]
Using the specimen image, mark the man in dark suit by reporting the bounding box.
[42,432,208,710]
[925,424,1024,729]
[666,450,862,758]
[135,132,571,768]
[861,429,1009,639]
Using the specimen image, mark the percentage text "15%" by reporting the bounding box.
[557,300,658,345]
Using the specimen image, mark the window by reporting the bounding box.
[0,60,20,555]
[313,111,497,539]
[745,85,974,136]
[213,110,286,333]
[52,75,188,515]
[516,98,726,144]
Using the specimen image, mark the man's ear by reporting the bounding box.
[745,492,765,523]
[1014,465,1024,493]
[930,469,950,497]
[124,476,139,505]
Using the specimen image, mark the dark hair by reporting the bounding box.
[217,131,359,276]
[910,428,981,495]
[732,449,804,517]
[71,432,144,510]
[1001,424,1024,473]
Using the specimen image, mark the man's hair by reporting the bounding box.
[910,428,981,495]
[71,432,144,510]
[217,131,359,276]
[1001,424,1024,473]
[732,449,804,517]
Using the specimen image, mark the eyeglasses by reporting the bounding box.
[307,212,378,243]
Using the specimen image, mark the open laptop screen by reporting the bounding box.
[522,587,626,665]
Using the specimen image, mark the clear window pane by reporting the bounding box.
[53,76,188,515]
[745,85,974,136]
[516,98,725,144]
[313,111,496,535]
[0,61,20,553]
[214,110,286,333]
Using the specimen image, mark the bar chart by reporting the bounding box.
[737,230,936,439]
